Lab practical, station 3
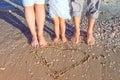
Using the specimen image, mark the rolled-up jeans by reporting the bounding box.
[71,0,101,19]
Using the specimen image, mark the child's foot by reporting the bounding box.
[53,37,60,43]
[38,35,48,47]
[87,34,95,46]
[31,37,39,48]
[71,32,80,44]
[61,36,67,43]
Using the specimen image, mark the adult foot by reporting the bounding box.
[61,36,67,43]
[87,34,95,46]
[31,37,39,48]
[38,35,48,47]
[53,37,60,43]
[71,32,80,44]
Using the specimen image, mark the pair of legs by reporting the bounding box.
[24,4,47,48]
[72,16,96,45]
[71,0,101,45]
[48,0,71,43]
[53,17,67,43]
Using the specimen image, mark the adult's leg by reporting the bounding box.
[71,0,84,44]
[71,16,81,44]
[87,18,96,45]
[86,0,101,45]
[35,4,48,46]
[24,6,39,48]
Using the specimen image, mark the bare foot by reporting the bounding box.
[87,34,95,46]
[61,36,67,43]
[71,32,80,44]
[31,37,39,48]
[53,37,60,43]
[38,35,48,47]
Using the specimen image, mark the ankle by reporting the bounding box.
[87,31,93,34]
[55,35,59,38]
[55,37,59,39]
[87,33,94,38]
[61,35,66,38]
[38,34,44,38]
[32,37,38,42]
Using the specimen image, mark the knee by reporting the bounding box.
[53,18,60,26]
[60,18,65,23]
[24,6,34,11]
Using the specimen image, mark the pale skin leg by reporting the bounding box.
[72,16,95,45]
[53,17,60,43]
[86,0,100,46]
[35,4,48,46]
[71,16,81,44]
[24,6,39,48]
[59,18,67,43]
[53,17,67,43]
[87,18,96,46]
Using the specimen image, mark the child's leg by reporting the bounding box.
[24,6,39,48]
[59,18,67,43]
[53,17,60,43]
[86,0,101,45]
[35,4,48,46]
[71,16,81,44]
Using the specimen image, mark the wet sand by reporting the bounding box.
[0,0,120,80]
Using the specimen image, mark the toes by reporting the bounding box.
[71,36,80,45]
[53,38,59,43]
[75,39,79,44]
[87,38,95,46]
[62,38,67,43]
[39,41,48,47]
[38,36,48,47]
[71,37,76,44]
[31,41,39,48]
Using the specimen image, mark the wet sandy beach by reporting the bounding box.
[0,0,120,80]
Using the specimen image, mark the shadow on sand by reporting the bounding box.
[0,0,87,43]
